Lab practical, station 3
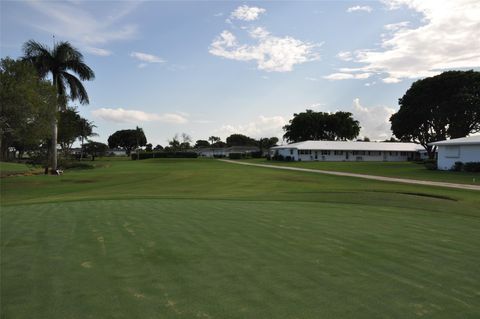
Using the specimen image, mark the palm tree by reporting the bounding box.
[23,40,94,173]
[78,118,97,160]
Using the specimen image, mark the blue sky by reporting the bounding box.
[1,1,479,146]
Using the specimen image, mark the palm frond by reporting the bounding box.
[61,72,89,104]
[22,40,53,78]
[64,60,95,81]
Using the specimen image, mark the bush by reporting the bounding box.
[60,161,94,170]
[271,154,284,161]
[452,161,464,171]
[131,152,198,160]
[228,153,243,160]
[424,159,437,170]
[251,151,263,158]
[464,162,480,172]
[213,154,226,158]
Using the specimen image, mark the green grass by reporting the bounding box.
[244,158,480,185]
[0,161,38,177]
[2,158,480,318]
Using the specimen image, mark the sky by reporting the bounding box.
[1,0,479,146]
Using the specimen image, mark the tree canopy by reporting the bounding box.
[108,127,147,155]
[390,70,480,157]
[0,58,56,160]
[226,134,257,146]
[283,110,360,143]
[82,141,109,161]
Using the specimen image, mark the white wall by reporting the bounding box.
[436,145,480,170]
[272,149,415,162]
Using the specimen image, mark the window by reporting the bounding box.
[400,152,407,156]
[389,151,398,156]
[367,151,381,156]
[334,150,343,155]
[353,151,366,155]
[290,149,294,155]
[321,150,330,155]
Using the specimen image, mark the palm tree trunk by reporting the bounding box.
[51,76,58,174]
[80,136,84,161]
[51,116,58,173]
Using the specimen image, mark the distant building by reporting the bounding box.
[270,140,426,162]
[109,148,127,156]
[430,135,480,170]
[196,146,260,158]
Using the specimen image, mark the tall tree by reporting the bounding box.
[390,70,480,158]
[78,118,97,160]
[82,141,108,161]
[58,107,82,157]
[108,128,147,156]
[0,58,56,160]
[258,137,279,153]
[226,134,257,146]
[283,110,360,142]
[23,40,95,173]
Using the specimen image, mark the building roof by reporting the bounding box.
[271,140,422,152]
[429,135,480,146]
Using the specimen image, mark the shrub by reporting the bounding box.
[60,161,94,170]
[213,154,226,158]
[452,161,464,171]
[464,162,480,172]
[271,154,284,161]
[228,153,243,160]
[131,152,198,160]
[424,159,437,170]
[251,151,263,158]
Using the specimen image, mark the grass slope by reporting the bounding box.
[244,159,480,185]
[1,158,480,318]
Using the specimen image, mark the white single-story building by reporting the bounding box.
[196,146,260,158]
[270,140,427,162]
[430,135,480,170]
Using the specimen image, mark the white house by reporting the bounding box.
[430,135,480,170]
[270,140,426,162]
[196,146,260,158]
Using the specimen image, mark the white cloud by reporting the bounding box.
[214,12,224,17]
[92,108,188,124]
[305,77,319,81]
[130,52,166,67]
[351,98,395,140]
[85,47,112,56]
[323,72,372,80]
[210,30,320,72]
[26,1,139,55]
[347,5,373,13]
[335,0,480,82]
[214,115,288,139]
[337,51,353,61]
[230,5,266,21]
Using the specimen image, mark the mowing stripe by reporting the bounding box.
[220,160,480,191]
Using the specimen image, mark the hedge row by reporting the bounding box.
[131,152,198,160]
[452,161,480,172]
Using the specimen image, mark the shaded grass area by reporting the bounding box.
[1,158,480,318]
[0,161,38,177]
[244,159,480,185]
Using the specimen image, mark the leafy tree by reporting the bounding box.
[108,128,147,155]
[226,134,257,146]
[154,144,164,151]
[258,137,279,152]
[195,140,210,148]
[82,141,108,161]
[0,58,56,160]
[390,70,480,158]
[78,117,97,160]
[23,40,95,173]
[208,136,221,144]
[180,133,192,149]
[58,108,82,156]
[283,110,360,142]
[145,143,153,152]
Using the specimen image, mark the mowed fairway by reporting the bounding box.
[1,159,480,318]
